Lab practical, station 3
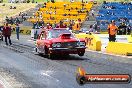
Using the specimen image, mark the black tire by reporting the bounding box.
[1,37,3,41]
[47,48,55,59]
[78,52,85,56]
[35,47,43,56]
[48,53,55,59]
[43,47,48,58]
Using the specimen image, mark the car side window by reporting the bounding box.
[47,31,52,39]
[40,31,47,40]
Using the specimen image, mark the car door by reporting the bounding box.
[38,31,47,53]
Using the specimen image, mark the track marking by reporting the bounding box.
[41,70,59,82]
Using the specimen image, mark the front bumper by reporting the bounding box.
[49,47,86,54]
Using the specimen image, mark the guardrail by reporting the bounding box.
[75,33,101,51]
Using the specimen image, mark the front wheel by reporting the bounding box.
[48,53,55,59]
[78,52,85,56]
[1,36,3,41]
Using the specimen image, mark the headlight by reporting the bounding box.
[77,42,80,46]
[52,43,61,48]
[52,43,57,47]
[77,42,85,46]
[80,42,85,46]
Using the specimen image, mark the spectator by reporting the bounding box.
[44,3,46,8]
[118,22,127,35]
[63,23,67,28]
[93,22,98,32]
[16,23,20,40]
[121,22,127,35]
[15,17,20,24]
[5,16,9,23]
[89,25,94,33]
[107,20,118,42]
[117,23,123,35]
[35,21,39,29]
[46,24,52,30]
[2,23,12,45]
[52,22,56,28]
[91,10,94,17]
[10,17,14,25]
[127,24,131,35]
[72,20,80,33]
[56,24,60,28]
[69,21,73,30]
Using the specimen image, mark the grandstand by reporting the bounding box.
[96,2,132,31]
[1,0,131,33]
[28,1,93,27]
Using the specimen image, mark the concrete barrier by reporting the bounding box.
[106,42,132,56]
[75,33,101,51]
[127,34,132,43]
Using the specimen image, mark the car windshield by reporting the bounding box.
[47,29,75,39]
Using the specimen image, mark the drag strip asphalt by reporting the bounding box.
[0,41,132,88]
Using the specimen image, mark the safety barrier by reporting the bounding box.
[75,33,101,51]
[106,42,132,56]
[127,34,132,43]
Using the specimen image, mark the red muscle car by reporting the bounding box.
[35,28,86,59]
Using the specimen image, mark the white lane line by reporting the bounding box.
[41,70,59,82]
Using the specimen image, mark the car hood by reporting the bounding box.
[49,37,81,43]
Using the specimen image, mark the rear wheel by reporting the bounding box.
[35,47,43,56]
[78,52,85,56]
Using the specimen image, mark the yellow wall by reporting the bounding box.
[75,33,101,51]
[127,35,132,43]
[106,42,132,56]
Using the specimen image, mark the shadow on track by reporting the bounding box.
[37,54,89,61]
